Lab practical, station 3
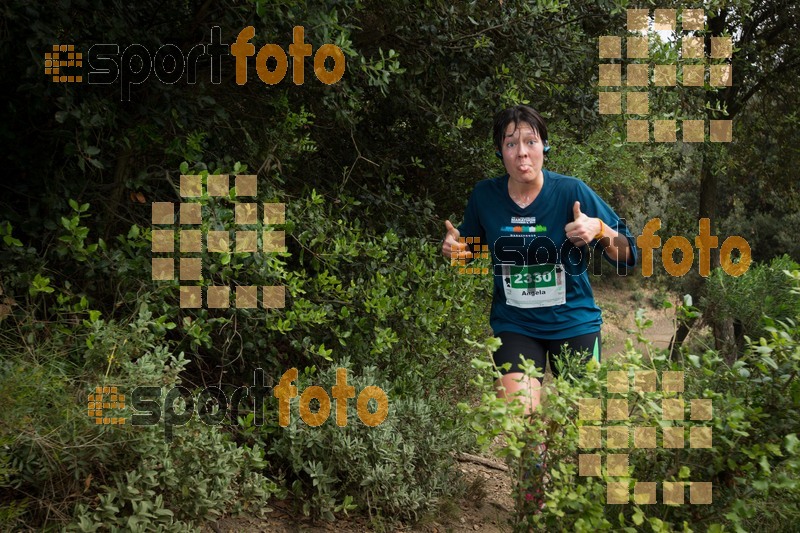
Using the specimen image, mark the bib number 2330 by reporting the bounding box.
[501,264,566,308]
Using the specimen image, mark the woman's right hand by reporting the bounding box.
[442,220,471,259]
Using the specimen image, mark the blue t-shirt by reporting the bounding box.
[458,170,637,339]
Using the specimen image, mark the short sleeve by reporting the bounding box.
[458,185,486,242]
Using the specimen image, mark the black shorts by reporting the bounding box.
[492,331,601,378]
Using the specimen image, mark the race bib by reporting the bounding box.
[501,264,566,309]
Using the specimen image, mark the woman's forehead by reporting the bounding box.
[503,121,540,138]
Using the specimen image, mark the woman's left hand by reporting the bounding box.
[564,201,602,246]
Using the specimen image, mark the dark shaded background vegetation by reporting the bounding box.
[1,0,799,530]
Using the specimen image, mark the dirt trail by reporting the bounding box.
[204,285,677,533]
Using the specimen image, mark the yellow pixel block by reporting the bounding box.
[263,203,286,224]
[180,230,202,253]
[627,9,648,32]
[682,37,704,59]
[180,175,202,197]
[606,426,629,448]
[207,286,230,309]
[151,258,174,280]
[236,286,258,308]
[663,481,684,505]
[690,482,712,504]
[662,398,684,420]
[180,203,202,225]
[682,9,705,31]
[179,258,201,280]
[654,9,676,31]
[579,398,602,420]
[599,91,622,114]
[263,230,287,252]
[690,426,712,448]
[607,481,629,504]
[634,426,657,448]
[711,37,733,58]
[710,64,732,87]
[634,482,657,504]
[663,426,685,448]
[607,371,628,393]
[152,230,174,253]
[654,120,677,143]
[579,453,601,476]
[607,454,629,476]
[235,175,257,196]
[236,230,258,253]
[599,64,621,86]
[626,120,648,143]
[207,175,229,196]
[634,370,656,392]
[626,92,649,115]
[627,36,649,59]
[691,399,713,421]
[599,36,621,58]
[207,230,230,252]
[151,202,174,225]
[683,120,705,143]
[710,120,733,143]
[662,371,684,392]
[263,286,285,309]
[626,64,649,86]
[579,426,602,448]
[235,203,258,225]
[654,64,677,86]
[607,399,629,420]
[180,285,201,308]
[682,64,705,86]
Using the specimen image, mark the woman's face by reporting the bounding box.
[500,121,545,186]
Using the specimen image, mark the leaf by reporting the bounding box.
[785,434,799,455]
[69,199,79,211]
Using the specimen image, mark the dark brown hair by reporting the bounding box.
[492,105,549,151]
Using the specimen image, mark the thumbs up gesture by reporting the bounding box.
[564,201,603,247]
[442,220,472,259]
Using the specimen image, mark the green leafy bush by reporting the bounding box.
[463,284,800,532]
[704,255,800,356]
[267,361,467,524]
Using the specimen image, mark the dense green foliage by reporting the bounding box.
[1,0,799,530]
[465,283,800,532]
